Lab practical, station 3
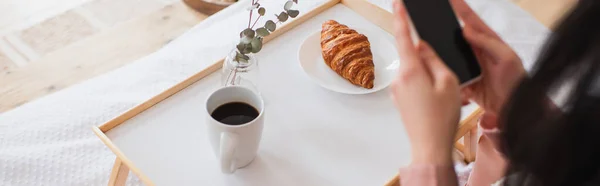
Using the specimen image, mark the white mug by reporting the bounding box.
[205,86,265,174]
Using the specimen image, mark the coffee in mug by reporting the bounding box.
[211,102,259,125]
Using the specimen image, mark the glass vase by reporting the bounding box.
[221,49,260,93]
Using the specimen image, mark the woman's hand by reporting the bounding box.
[451,0,526,116]
[390,1,461,166]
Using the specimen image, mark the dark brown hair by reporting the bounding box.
[500,0,600,185]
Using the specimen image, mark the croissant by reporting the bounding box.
[321,20,375,89]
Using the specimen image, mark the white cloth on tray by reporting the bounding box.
[0,0,550,185]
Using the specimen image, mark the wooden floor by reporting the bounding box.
[514,0,576,29]
[0,0,208,112]
[0,0,576,113]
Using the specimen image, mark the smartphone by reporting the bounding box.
[402,0,481,86]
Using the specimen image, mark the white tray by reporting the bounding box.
[93,0,481,185]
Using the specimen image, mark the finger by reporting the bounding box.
[463,26,491,69]
[450,0,500,39]
[417,42,458,89]
[393,0,422,70]
[460,86,473,105]
[461,84,473,97]
[463,26,513,63]
[415,41,436,83]
[480,112,499,129]
[461,94,470,106]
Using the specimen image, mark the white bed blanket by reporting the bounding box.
[0,0,549,185]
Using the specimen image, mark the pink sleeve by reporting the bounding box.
[398,164,458,186]
[397,112,508,186]
[466,113,508,186]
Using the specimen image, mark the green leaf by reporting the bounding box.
[236,42,245,52]
[241,35,253,44]
[235,52,248,62]
[258,7,265,16]
[256,27,270,37]
[265,20,276,32]
[242,43,253,54]
[287,10,299,18]
[277,12,289,22]
[241,28,255,38]
[251,37,262,53]
[284,0,293,11]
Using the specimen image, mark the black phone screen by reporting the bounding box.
[403,0,481,84]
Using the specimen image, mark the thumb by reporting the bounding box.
[460,86,472,106]
[463,26,510,62]
[461,85,474,104]
[461,94,470,106]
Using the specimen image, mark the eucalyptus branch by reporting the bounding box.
[248,11,253,28]
[250,16,262,29]
[247,0,257,28]
[235,0,300,63]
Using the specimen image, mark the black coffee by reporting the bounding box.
[211,102,259,125]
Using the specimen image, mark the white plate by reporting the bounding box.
[298,29,400,94]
